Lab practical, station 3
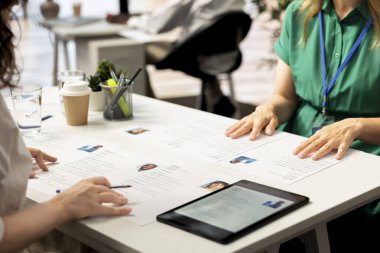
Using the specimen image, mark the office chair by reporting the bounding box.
[155,11,252,117]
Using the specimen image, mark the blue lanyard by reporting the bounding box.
[318,11,373,115]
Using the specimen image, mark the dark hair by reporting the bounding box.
[0,0,19,88]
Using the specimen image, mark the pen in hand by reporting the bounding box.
[56,185,131,194]
[109,185,132,189]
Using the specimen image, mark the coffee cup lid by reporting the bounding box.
[60,81,91,96]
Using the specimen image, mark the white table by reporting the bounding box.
[25,90,380,253]
[39,20,127,85]
[38,1,167,87]
[39,21,172,96]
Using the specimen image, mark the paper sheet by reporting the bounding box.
[23,132,118,164]
[116,110,230,149]
[27,128,357,226]
[27,135,238,225]
[216,134,359,185]
[116,121,357,185]
[172,131,286,163]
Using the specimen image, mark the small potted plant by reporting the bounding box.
[87,74,103,111]
[88,60,123,111]
[96,59,119,83]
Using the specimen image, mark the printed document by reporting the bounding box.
[27,136,238,225]
[27,129,357,225]
[217,134,359,185]
[117,123,358,185]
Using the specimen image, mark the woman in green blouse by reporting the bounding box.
[226,0,380,251]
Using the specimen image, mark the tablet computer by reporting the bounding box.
[157,180,309,244]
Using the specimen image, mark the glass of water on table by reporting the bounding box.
[57,70,86,115]
[11,84,43,136]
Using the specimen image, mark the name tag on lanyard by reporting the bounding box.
[310,115,335,135]
[318,11,373,118]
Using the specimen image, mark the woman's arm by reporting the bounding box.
[356,117,380,144]
[268,58,298,124]
[226,59,298,139]
[0,177,131,253]
[1,201,68,253]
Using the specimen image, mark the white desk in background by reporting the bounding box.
[37,1,167,87]
[39,20,127,85]
[39,21,176,96]
[22,88,380,253]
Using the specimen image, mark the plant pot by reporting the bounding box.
[89,91,103,112]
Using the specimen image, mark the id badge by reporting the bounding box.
[310,115,335,135]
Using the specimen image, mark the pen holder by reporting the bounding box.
[100,82,133,121]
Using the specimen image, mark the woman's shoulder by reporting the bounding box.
[282,0,306,26]
[283,0,304,17]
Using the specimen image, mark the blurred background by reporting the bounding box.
[11,0,287,116]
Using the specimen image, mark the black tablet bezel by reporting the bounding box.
[157,180,309,244]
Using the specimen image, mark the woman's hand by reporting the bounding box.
[293,118,362,160]
[50,177,131,222]
[0,177,130,253]
[225,59,296,141]
[225,104,279,140]
[28,148,57,178]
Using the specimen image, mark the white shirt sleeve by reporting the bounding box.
[128,0,193,34]
[0,217,4,243]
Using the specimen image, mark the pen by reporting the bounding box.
[109,67,119,84]
[17,115,53,129]
[105,68,142,114]
[109,185,132,189]
[42,114,53,121]
[56,185,131,193]
[55,184,132,193]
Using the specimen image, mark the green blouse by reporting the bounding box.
[274,0,380,155]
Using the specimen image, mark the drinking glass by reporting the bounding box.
[11,84,43,136]
[58,70,86,89]
[57,70,85,114]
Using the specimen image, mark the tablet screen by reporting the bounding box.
[174,185,294,233]
[157,180,309,244]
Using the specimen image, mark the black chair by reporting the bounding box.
[155,11,252,117]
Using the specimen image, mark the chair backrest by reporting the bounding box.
[155,11,252,80]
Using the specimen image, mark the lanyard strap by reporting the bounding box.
[318,11,373,114]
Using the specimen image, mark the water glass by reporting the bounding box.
[57,70,85,114]
[11,85,43,136]
[58,70,85,89]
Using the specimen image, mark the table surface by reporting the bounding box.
[48,20,127,38]
[38,0,167,38]
[48,19,179,42]
[25,90,380,253]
